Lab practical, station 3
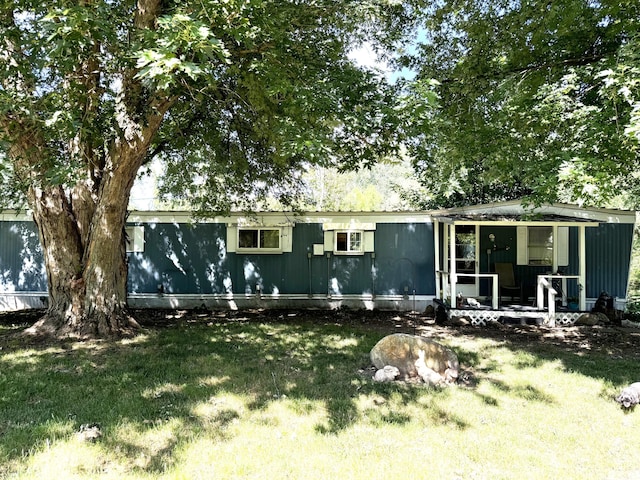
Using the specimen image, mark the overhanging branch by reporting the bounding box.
[440,51,615,85]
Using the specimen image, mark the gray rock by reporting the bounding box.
[575,312,606,326]
[373,365,401,382]
[621,319,640,328]
[415,349,444,386]
[370,333,459,383]
[450,315,471,326]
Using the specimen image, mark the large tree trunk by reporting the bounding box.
[3,0,172,339]
[24,98,173,339]
[25,181,138,338]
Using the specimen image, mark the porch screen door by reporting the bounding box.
[454,225,478,297]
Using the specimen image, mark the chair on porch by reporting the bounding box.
[494,262,522,304]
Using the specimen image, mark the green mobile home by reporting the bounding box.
[0,201,635,323]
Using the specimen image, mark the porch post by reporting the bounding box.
[537,276,544,309]
[491,275,499,309]
[579,225,586,310]
[450,223,457,305]
[552,225,559,273]
[434,220,441,299]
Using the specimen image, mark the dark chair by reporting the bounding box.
[495,262,522,304]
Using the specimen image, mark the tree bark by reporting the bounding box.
[26,185,136,338]
[25,184,139,338]
[23,97,174,339]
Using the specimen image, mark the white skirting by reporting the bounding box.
[126,293,433,312]
[449,307,585,327]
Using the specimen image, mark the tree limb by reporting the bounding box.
[440,51,615,85]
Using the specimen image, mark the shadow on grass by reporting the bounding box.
[438,321,640,407]
[0,312,466,473]
[3,309,640,474]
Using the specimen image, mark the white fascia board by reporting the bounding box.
[322,222,377,231]
[127,210,434,226]
[432,216,454,224]
[233,215,296,227]
[128,211,204,224]
[128,211,295,226]
[452,219,600,227]
[296,212,434,225]
[0,210,33,221]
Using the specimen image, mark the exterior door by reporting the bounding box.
[454,224,478,297]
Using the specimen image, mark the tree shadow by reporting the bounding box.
[429,320,640,407]
[0,311,470,474]
[2,309,640,475]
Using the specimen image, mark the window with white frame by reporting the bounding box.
[125,226,145,253]
[516,225,568,266]
[237,227,281,251]
[334,230,363,254]
[527,226,553,266]
[227,223,293,254]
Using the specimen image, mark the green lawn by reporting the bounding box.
[1,311,639,479]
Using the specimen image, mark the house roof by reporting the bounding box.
[2,199,636,225]
[430,200,637,224]
[433,213,601,226]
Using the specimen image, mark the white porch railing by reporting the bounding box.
[434,271,585,327]
[438,271,583,312]
[536,275,582,310]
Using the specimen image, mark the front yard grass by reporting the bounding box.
[1,310,640,479]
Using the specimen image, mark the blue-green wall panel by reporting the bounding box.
[585,223,634,298]
[231,223,323,295]
[128,223,230,294]
[0,221,46,291]
[374,223,435,295]
[128,221,437,297]
[293,223,325,295]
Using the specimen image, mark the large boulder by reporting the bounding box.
[575,312,607,326]
[370,333,459,384]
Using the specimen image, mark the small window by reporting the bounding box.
[335,230,363,254]
[126,226,145,253]
[238,228,281,251]
[528,226,553,266]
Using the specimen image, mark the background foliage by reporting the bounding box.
[400,0,640,209]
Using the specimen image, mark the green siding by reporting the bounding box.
[0,221,46,291]
[128,223,229,294]
[0,216,631,302]
[374,223,435,295]
[585,223,634,298]
[127,221,437,296]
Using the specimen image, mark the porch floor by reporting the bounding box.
[448,304,584,327]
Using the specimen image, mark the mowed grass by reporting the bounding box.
[1,312,640,479]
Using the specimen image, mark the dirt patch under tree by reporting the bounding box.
[1,307,640,361]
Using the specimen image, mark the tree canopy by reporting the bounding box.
[0,0,412,336]
[1,0,409,213]
[3,0,639,337]
[402,0,640,208]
